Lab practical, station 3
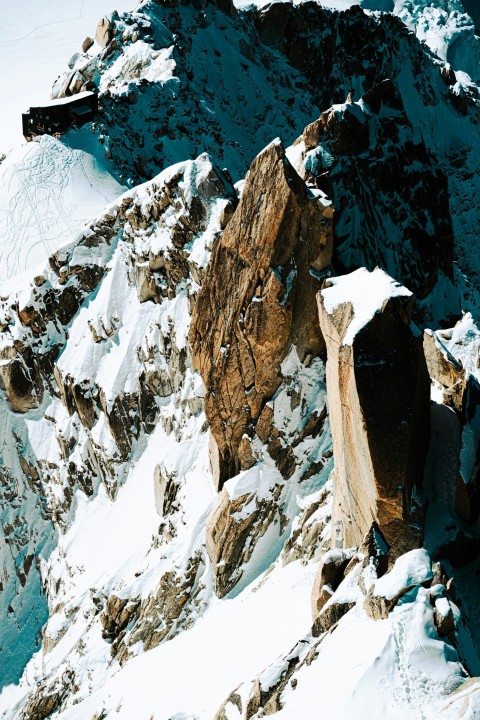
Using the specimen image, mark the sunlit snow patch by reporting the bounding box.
[0,135,124,282]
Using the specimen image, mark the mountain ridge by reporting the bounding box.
[1,0,480,718]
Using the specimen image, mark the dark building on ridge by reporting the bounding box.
[22,91,98,141]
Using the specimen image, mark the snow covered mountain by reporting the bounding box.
[1,0,480,718]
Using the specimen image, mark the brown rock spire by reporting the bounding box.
[190,139,333,489]
[317,267,430,557]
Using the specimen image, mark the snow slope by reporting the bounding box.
[0,135,124,281]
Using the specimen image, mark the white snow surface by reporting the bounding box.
[273,587,466,720]
[0,135,124,281]
[373,549,433,600]
[99,41,176,96]
[321,267,412,345]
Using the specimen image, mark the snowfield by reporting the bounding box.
[0,136,124,281]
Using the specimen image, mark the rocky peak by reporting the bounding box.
[318,267,430,557]
[190,139,332,489]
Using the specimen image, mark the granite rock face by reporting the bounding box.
[424,317,480,525]
[318,268,430,556]
[205,482,285,599]
[190,140,332,489]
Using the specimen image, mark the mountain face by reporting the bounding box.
[1,0,480,718]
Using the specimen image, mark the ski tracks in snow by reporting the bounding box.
[0,136,122,281]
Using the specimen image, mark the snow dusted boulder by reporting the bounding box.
[311,547,356,620]
[206,461,287,598]
[433,596,456,639]
[96,15,116,49]
[318,268,430,556]
[363,548,432,620]
[190,139,333,488]
[424,328,466,413]
[100,595,140,645]
[311,557,363,637]
[0,342,43,413]
[82,36,94,53]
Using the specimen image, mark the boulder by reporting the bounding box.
[100,595,140,643]
[205,479,281,598]
[96,16,114,48]
[0,344,43,413]
[312,600,355,636]
[318,268,430,554]
[190,140,333,488]
[311,548,355,620]
[82,36,94,53]
[433,597,455,638]
[423,329,466,413]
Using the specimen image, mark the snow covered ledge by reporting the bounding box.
[317,268,430,559]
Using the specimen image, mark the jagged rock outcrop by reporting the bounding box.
[423,316,480,526]
[318,268,430,556]
[0,153,232,466]
[295,79,454,303]
[96,15,116,49]
[99,548,207,664]
[205,477,286,598]
[0,343,44,413]
[82,36,94,53]
[282,480,332,565]
[101,595,140,644]
[204,350,332,598]
[5,0,480,715]
[311,547,356,620]
[190,139,332,488]
[0,152,234,695]
[424,329,466,414]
